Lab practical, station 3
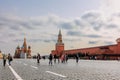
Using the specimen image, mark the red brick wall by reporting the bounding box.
[62,44,120,56]
[51,41,120,60]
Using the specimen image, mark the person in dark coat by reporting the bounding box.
[54,54,57,63]
[65,54,68,63]
[3,54,7,67]
[8,53,13,65]
[37,53,41,63]
[49,53,53,65]
[75,54,79,63]
[57,55,60,63]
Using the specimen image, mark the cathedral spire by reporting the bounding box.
[23,37,27,46]
[23,37,27,53]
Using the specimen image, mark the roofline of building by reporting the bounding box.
[65,44,117,51]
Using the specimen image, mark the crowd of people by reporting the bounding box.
[2,53,79,67]
[36,53,79,66]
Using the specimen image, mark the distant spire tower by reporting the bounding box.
[56,29,64,56]
[57,29,63,44]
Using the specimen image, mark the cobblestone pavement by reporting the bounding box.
[0,59,120,80]
[0,60,16,80]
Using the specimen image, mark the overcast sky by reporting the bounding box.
[0,0,120,56]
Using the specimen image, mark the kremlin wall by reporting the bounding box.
[52,30,120,60]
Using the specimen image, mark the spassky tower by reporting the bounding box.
[52,30,64,56]
[56,30,64,56]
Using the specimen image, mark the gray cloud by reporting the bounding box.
[113,13,120,17]
[64,38,81,42]
[88,41,98,44]
[10,26,22,30]
[67,31,83,36]
[70,46,74,48]
[106,23,118,29]
[74,19,87,29]
[58,22,75,30]
[0,16,37,31]
[31,21,43,27]
[28,39,42,42]
[13,39,23,42]
[13,38,56,43]
[104,41,114,45]
[67,30,102,38]
[0,22,5,26]
[8,33,16,37]
[0,40,7,44]
[81,11,105,31]
[0,12,119,47]
[90,21,104,31]
[14,39,42,43]
[19,21,34,30]
[0,12,117,34]
[81,11,100,21]
[85,34,102,38]
[44,40,51,43]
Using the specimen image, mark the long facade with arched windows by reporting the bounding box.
[51,30,120,60]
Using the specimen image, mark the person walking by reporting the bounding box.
[49,53,53,66]
[61,54,65,63]
[57,55,60,63]
[54,54,57,64]
[75,53,79,63]
[37,53,41,63]
[65,54,68,63]
[8,53,13,65]
[3,54,7,67]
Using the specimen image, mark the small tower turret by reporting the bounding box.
[27,46,31,58]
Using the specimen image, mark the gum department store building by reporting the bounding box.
[52,30,120,60]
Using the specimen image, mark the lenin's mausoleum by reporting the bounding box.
[52,30,120,60]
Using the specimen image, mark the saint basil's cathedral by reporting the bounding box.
[52,30,120,60]
[14,38,31,58]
